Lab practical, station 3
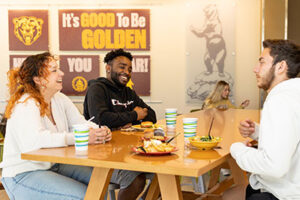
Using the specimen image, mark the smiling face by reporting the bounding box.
[221,85,230,99]
[107,56,132,87]
[40,58,64,95]
[253,48,276,92]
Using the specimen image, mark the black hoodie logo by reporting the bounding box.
[111,99,134,108]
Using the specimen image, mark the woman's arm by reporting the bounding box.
[9,99,69,153]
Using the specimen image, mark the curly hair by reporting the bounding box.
[104,49,133,65]
[5,52,53,118]
[263,39,300,78]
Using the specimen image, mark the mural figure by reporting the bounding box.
[190,4,226,77]
[187,4,233,102]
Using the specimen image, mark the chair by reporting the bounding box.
[192,176,205,193]
[104,183,119,200]
[105,173,154,200]
[0,113,7,138]
[0,113,5,164]
[180,176,205,194]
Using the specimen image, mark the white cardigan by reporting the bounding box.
[231,78,300,199]
[0,92,97,177]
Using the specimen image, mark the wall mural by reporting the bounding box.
[186,0,236,104]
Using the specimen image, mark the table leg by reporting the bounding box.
[157,174,183,200]
[208,165,222,190]
[84,167,114,200]
[145,174,160,200]
[227,156,248,186]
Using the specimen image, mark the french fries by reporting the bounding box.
[140,139,175,153]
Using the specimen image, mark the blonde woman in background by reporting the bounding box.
[202,80,250,110]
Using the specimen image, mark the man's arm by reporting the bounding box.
[84,84,137,129]
[132,91,157,124]
[230,95,298,177]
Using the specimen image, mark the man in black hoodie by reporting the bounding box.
[83,49,156,200]
[84,49,156,130]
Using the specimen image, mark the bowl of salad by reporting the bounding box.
[189,136,222,150]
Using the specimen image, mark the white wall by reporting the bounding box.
[235,0,261,110]
[0,0,261,119]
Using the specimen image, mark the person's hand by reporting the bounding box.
[242,140,252,147]
[102,126,112,142]
[134,106,148,120]
[120,123,132,129]
[239,119,255,138]
[240,100,250,109]
[89,126,112,144]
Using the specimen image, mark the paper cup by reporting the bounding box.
[183,118,198,146]
[73,124,89,155]
[165,108,177,129]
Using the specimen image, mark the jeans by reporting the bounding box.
[1,164,92,200]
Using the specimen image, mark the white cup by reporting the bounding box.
[165,108,177,129]
[73,124,89,155]
[183,118,198,146]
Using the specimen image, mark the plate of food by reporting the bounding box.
[141,135,168,142]
[132,121,162,130]
[133,139,177,155]
[189,136,222,150]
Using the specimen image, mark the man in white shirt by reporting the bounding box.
[230,39,300,200]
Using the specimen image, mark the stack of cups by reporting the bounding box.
[183,118,198,147]
[73,124,90,156]
[165,108,177,133]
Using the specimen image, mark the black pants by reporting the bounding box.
[246,184,278,200]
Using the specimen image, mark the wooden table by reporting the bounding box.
[21,109,260,200]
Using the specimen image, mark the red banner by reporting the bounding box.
[60,55,100,95]
[9,54,150,96]
[128,55,151,96]
[9,10,49,51]
[59,9,150,51]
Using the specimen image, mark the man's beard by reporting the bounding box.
[111,71,129,87]
[259,66,275,91]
